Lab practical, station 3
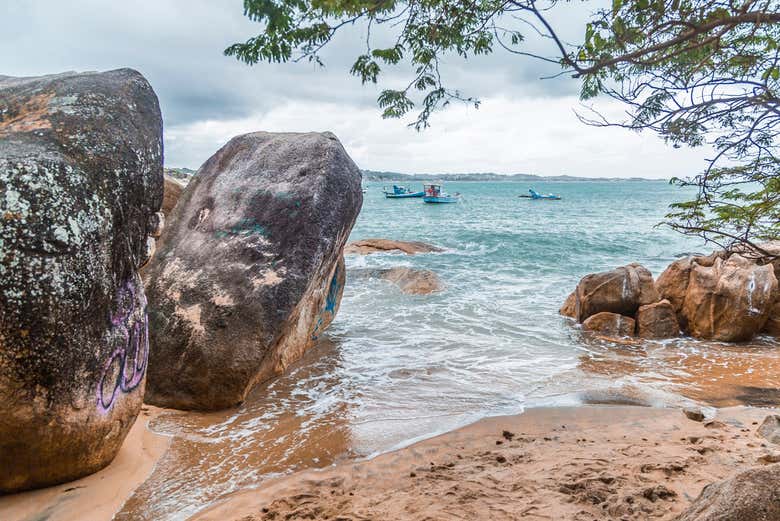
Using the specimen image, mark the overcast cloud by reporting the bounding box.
[1,1,712,178]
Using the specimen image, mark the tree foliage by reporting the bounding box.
[226,0,780,254]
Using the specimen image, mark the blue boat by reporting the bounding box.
[423,184,460,204]
[383,185,424,198]
[522,188,561,200]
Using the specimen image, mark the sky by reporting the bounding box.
[0,1,713,178]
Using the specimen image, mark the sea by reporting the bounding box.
[116,180,780,520]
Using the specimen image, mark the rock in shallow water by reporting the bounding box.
[682,254,777,342]
[575,263,659,322]
[657,252,778,341]
[559,291,576,318]
[143,131,361,411]
[0,69,163,492]
[361,267,444,295]
[345,238,443,255]
[763,299,780,337]
[635,299,680,339]
[582,312,635,338]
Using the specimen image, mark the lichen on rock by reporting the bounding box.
[143,131,362,411]
[0,68,163,492]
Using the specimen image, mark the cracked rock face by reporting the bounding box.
[0,69,163,492]
[143,131,362,411]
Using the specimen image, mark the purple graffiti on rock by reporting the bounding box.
[96,279,149,414]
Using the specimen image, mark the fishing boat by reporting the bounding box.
[519,188,561,200]
[423,184,460,204]
[383,185,424,198]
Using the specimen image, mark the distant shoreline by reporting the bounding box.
[361,170,668,183]
[165,167,667,184]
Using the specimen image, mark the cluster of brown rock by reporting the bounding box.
[560,263,681,340]
[0,70,362,491]
[561,248,780,342]
[344,238,445,295]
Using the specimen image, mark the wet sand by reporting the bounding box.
[1,339,779,521]
[191,405,780,521]
[577,337,780,407]
[0,406,169,521]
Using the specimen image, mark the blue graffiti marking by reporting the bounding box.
[214,217,267,239]
[311,262,343,340]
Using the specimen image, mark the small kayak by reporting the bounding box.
[522,188,561,200]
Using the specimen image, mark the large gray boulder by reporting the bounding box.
[143,131,361,411]
[0,69,163,492]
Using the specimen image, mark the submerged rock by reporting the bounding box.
[676,464,780,521]
[575,263,659,322]
[681,254,777,342]
[559,291,576,318]
[345,238,443,255]
[0,69,163,492]
[635,299,680,339]
[143,131,361,411]
[376,267,443,295]
[582,312,635,338]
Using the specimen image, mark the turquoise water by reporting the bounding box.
[335,180,704,449]
[117,180,779,520]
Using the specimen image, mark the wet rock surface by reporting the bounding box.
[676,464,780,521]
[763,299,780,337]
[575,263,659,322]
[345,238,443,255]
[681,254,777,342]
[559,291,576,318]
[582,312,636,338]
[636,299,680,339]
[354,267,444,295]
[568,249,780,343]
[143,131,361,411]
[655,257,694,326]
[0,69,163,492]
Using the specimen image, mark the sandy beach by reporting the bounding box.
[1,402,778,520]
[0,406,169,521]
[192,405,779,521]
